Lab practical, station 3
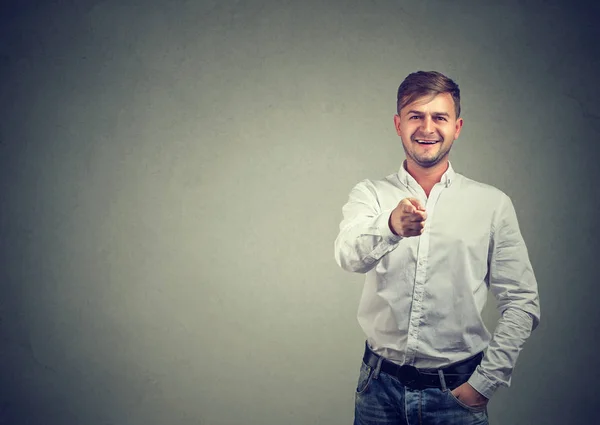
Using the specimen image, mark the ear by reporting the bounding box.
[393,114,402,136]
[454,117,464,139]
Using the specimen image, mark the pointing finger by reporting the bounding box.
[407,198,425,211]
[402,203,415,214]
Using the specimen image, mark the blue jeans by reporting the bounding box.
[354,361,489,425]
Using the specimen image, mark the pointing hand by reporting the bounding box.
[388,198,427,237]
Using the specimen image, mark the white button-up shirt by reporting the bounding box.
[334,162,540,398]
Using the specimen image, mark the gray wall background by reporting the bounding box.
[1,0,599,424]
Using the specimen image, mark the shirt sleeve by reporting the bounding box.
[468,194,541,399]
[334,180,402,274]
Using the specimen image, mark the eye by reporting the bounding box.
[409,115,420,120]
[435,116,447,121]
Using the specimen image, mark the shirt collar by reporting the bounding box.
[398,161,456,189]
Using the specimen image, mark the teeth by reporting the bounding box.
[416,140,437,144]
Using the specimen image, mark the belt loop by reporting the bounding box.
[438,370,447,392]
[373,356,384,380]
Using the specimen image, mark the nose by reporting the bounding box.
[420,116,434,133]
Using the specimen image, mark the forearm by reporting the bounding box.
[334,208,401,273]
[467,307,534,399]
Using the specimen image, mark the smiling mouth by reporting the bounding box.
[415,139,439,144]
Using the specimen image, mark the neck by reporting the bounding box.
[404,159,449,197]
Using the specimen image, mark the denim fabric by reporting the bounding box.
[354,361,488,425]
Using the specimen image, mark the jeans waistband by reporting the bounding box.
[362,342,483,390]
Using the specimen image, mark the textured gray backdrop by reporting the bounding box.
[1,0,599,424]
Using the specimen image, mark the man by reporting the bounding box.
[334,71,540,425]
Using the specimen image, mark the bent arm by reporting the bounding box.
[468,195,541,399]
[334,181,402,273]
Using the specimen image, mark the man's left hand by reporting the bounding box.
[450,382,489,409]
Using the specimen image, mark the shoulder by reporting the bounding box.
[350,172,401,193]
[455,173,511,205]
[345,173,404,211]
[455,175,519,229]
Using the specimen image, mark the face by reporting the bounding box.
[394,92,463,169]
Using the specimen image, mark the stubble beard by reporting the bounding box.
[404,137,452,168]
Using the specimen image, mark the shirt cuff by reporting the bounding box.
[467,369,499,400]
[376,208,403,244]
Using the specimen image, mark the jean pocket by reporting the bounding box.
[356,362,374,394]
[446,390,487,413]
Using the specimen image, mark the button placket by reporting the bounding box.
[403,184,445,365]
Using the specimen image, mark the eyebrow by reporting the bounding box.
[406,110,450,117]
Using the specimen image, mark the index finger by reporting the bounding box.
[398,198,414,212]
[407,198,425,211]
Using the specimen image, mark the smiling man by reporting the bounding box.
[334,71,540,425]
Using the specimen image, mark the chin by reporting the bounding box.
[415,158,443,167]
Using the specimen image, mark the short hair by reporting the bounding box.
[396,71,461,118]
